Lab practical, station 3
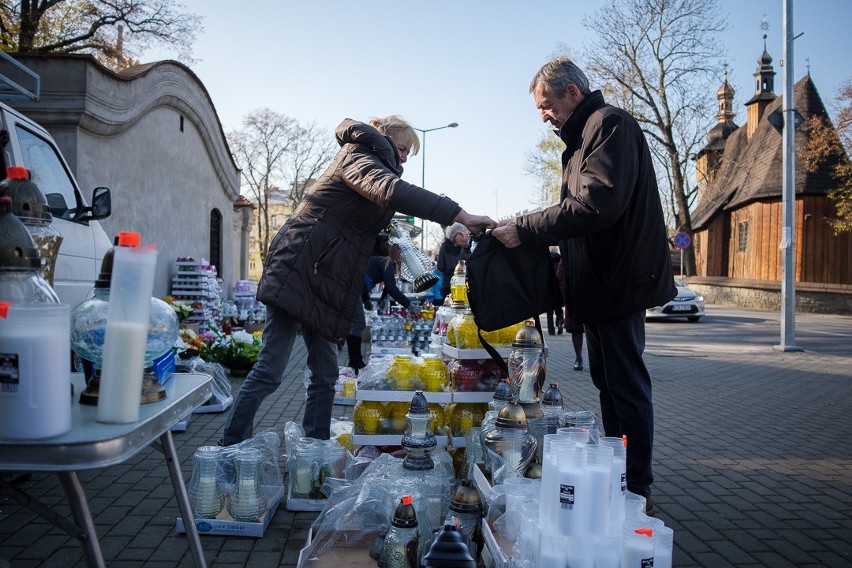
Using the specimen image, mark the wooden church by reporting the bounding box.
[690,39,851,293]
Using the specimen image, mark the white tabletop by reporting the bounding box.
[0,373,212,471]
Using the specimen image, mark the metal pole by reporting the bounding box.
[777,0,802,351]
[413,122,458,251]
[420,131,427,249]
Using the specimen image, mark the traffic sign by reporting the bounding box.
[674,232,691,249]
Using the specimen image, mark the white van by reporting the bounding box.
[0,100,112,307]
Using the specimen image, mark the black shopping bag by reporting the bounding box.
[465,233,563,332]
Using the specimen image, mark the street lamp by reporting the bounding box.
[413,122,458,249]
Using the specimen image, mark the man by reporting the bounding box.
[436,222,471,303]
[492,58,675,514]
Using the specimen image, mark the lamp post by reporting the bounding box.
[413,122,458,249]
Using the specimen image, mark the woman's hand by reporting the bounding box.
[454,210,497,234]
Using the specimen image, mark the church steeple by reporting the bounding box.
[695,68,739,189]
[717,69,736,124]
[745,21,778,140]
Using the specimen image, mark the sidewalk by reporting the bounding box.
[1,309,851,567]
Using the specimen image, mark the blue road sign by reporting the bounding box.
[674,232,691,249]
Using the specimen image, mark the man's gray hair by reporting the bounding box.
[445,222,468,240]
[530,58,591,97]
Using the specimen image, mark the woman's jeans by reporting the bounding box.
[222,306,339,444]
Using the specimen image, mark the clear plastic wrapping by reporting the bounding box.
[176,353,233,403]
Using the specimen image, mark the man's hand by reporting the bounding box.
[491,222,522,248]
[454,210,497,234]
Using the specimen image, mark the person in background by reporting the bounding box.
[546,247,565,335]
[222,115,495,444]
[555,256,586,371]
[492,58,675,515]
[347,243,411,371]
[436,222,471,303]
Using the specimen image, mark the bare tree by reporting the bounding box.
[281,120,336,208]
[582,0,728,274]
[227,109,335,262]
[0,0,201,68]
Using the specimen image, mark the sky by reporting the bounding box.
[143,0,851,245]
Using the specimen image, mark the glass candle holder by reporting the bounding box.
[227,447,267,522]
[187,446,224,519]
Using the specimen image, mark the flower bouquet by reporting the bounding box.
[163,295,194,323]
[207,328,263,376]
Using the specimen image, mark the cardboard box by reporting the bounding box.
[175,485,284,537]
[298,528,382,567]
[471,462,493,497]
[285,482,328,512]
[333,394,356,406]
[481,519,511,568]
[192,393,233,414]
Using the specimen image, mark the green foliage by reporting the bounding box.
[800,80,852,234]
[525,131,564,207]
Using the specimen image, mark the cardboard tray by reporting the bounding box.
[481,519,511,568]
[175,485,284,537]
[298,528,382,567]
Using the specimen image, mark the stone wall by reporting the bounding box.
[686,277,852,315]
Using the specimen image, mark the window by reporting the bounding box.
[737,221,749,253]
[210,208,222,277]
[16,125,79,220]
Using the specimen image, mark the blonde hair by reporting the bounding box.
[368,115,421,155]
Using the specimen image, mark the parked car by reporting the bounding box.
[646,278,705,322]
[1,53,112,308]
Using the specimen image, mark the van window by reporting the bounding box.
[16,125,79,220]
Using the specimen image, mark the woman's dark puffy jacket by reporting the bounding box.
[257,119,461,342]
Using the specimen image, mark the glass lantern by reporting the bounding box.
[482,400,537,485]
[507,323,546,419]
[401,391,437,471]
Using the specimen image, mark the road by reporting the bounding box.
[646,305,852,358]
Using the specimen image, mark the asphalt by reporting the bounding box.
[1,305,851,567]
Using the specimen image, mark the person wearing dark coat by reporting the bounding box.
[546,248,565,336]
[436,222,470,303]
[347,244,410,370]
[492,58,675,514]
[222,116,495,443]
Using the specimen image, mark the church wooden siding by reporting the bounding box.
[800,195,852,284]
[702,196,852,284]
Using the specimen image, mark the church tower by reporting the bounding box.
[745,31,777,141]
[695,70,738,189]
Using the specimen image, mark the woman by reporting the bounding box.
[222,116,495,443]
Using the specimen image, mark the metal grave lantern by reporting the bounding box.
[388,221,438,292]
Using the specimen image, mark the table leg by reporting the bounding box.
[160,430,208,568]
[58,472,106,568]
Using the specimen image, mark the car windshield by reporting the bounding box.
[674,278,687,287]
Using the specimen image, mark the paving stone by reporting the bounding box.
[4,316,852,567]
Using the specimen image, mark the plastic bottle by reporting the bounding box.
[96,232,157,423]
